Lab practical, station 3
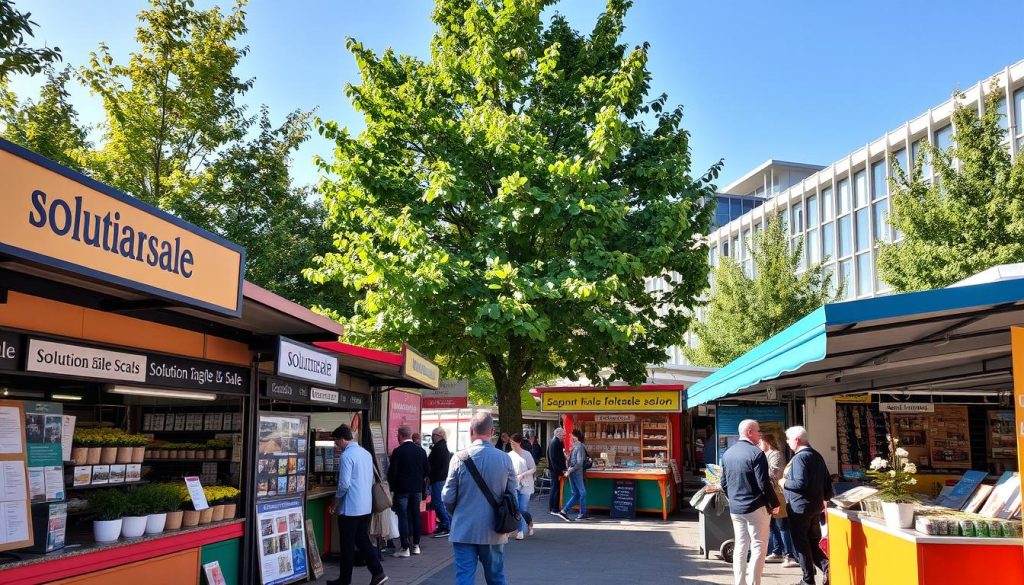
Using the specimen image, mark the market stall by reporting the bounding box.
[0,137,343,585]
[536,385,684,520]
[686,272,1024,584]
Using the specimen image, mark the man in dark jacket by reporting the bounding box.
[546,428,567,514]
[720,419,779,585]
[427,427,452,537]
[528,433,543,465]
[387,425,429,557]
[783,426,833,585]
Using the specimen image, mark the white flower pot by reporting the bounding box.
[145,513,167,534]
[881,502,915,529]
[122,515,147,538]
[93,519,122,543]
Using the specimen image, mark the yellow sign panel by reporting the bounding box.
[402,344,440,389]
[0,144,244,316]
[834,394,872,403]
[1010,327,1024,553]
[541,390,682,413]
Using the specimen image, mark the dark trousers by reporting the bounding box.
[788,507,829,585]
[548,470,562,512]
[335,514,383,585]
[393,492,422,548]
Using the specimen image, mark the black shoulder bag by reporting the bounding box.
[458,452,521,534]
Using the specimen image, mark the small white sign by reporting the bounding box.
[26,339,146,382]
[276,338,337,386]
[595,414,636,422]
[184,476,209,510]
[310,387,339,404]
[879,403,935,413]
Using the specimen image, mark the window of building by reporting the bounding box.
[807,228,820,265]
[875,265,891,293]
[891,148,908,177]
[853,170,868,208]
[934,125,953,152]
[742,229,752,261]
[912,139,931,181]
[855,207,870,252]
[871,160,886,201]
[838,215,853,258]
[838,179,851,214]
[997,92,1009,130]
[709,246,718,267]
[779,208,789,234]
[839,259,853,299]
[792,202,804,234]
[823,222,835,260]
[1015,88,1024,149]
[856,253,872,296]
[806,194,819,227]
[722,241,729,257]
[826,263,838,297]
[732,235,740,260]
[873,199,890,242]
[822,186,835,221]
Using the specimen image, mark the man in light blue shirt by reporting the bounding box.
[442,412,517,585]
[327,424,388,585]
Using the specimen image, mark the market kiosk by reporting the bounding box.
[536,385,684,520]
[685,274,1024,584]
[0,138,343,585]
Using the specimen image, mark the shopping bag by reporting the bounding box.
[689,489,706,509]
[388,509,400,538]
[372,465,392,513]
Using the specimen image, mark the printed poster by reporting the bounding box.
[45,502,67,553]
[255,497,308,585]
[0,400,33,552]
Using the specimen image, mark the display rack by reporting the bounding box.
[641,416,671,464]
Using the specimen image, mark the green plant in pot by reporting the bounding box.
[120,487,149,538]
[135,483,180,534]
[87,489,128,543]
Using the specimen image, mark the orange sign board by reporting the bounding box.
[1011,327,1024,549]
[0,141,244,316]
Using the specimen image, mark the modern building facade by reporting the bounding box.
[650,58,1024,370]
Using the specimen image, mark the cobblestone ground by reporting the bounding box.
[314,497,821,585]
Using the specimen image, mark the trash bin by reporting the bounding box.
[691,489,733,560]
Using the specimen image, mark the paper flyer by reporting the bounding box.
[60,416,75,463]
[72,466,92,487]
[255,497,308,585]
[27,468,45,501]
[0,406,24,455]
[203,560,228,585]
[46,502,67,552]
[0,501,29,544]
[44,466,64,500]
[185,476,209,510]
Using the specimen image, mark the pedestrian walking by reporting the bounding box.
[387,425,429,557]
[508,433,536,539]
[720,419,779,585]
[326,424,389,585]
[760,433,798,567]
[428,427,452,538]
[442,412,517,585]
[546,428,567,514]
[496,432,513,453]
[527,433,542,465]
[557,428,589,521]
[781,426,833,585]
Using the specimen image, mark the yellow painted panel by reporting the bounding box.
[83,308,205,357]
[0,291,84,338]
[205,335,251,366]
[827,512,918,585]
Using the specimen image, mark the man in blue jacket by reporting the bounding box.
[782,426,833,585]
[720,419,779,585]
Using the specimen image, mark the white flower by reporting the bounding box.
[908,478,917,485]
[895,448,909,458]
[903,463,917,475]
[869,457,888,470]
[888,470,897,477]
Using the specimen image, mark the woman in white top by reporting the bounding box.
[509,433,536,540]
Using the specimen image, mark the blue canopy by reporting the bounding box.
[686,277,1024,408]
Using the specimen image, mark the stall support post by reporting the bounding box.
[1011,327,1024,562]
[240,360,260,585]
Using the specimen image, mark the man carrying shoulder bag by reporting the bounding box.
[442,413,518,585]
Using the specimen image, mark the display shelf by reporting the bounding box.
[67,480,149,491]
[144,458,231,463]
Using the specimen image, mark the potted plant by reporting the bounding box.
[183,443,196,459]
[120,487,149,538]
[167,443,180,459]
[162,484,187,530]
[128,433,149,463]
[180,485,201,527]
[115,431,134,464]
[136,483,180,534]
[87,489,127,543]
[74,429,105,465]
[206,486,226,522]
[208,439,231,459]
[220,487,240,519]
[866,435,919,529]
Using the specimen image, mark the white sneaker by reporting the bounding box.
[765,553,784,563]
[411,545,421,555]
[527,526,535,536]
[782,557,799,568]
[392,548,410,558]
[515,531,524,540]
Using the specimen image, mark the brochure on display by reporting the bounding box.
[256,497,308,585]
[256,415,308,501]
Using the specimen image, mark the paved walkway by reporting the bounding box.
[314,498,818,584]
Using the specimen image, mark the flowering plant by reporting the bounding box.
[865,436,919,503]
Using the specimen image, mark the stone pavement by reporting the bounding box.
[313,497,819,585]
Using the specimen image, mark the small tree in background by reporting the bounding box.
[686,217,839,367]
[878,87,1024,291]
[0,0,61,81]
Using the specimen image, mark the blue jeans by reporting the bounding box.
[561,471,586,517]
[774,516,796,557]
[392,492,422,549]
[516,490,533,534]
[453,542,506,585]
[431,480,451,530]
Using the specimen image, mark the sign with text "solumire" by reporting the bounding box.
[275,337,338,387]
[0,139,245,316]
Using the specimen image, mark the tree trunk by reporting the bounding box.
[495,377,524,437]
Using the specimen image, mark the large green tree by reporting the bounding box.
[0,0,61,81]
[309,0,721,432]
[877,88,1024,291]
[686,217,839,367]
[1,66,90,171]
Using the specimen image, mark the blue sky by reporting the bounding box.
[9,0,1024,190]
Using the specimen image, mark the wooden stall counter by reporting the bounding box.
[561,468,675,520]
[826,508,1023,585]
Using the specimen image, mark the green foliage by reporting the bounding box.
[864,437,919,504]
[133,483,182,515]
[0,66,89,170]
[686,217,839,367]
[309,0,721,433]
[87,489,129,521]
[878,86,1024,291]
[0,0,61,81]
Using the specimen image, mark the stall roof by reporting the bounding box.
[686,277,1024,408]
[314,341,438,389]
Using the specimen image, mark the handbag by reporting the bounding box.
[458,452,521,534]
[372,464,392,513]
[581,445,594,470]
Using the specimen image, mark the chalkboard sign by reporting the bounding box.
[609,479,636,519]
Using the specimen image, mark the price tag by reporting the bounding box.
[184,476,209,510]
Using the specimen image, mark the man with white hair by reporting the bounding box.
[720,419,779,585]
[546,428,567,514]
[782,426,833,585]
